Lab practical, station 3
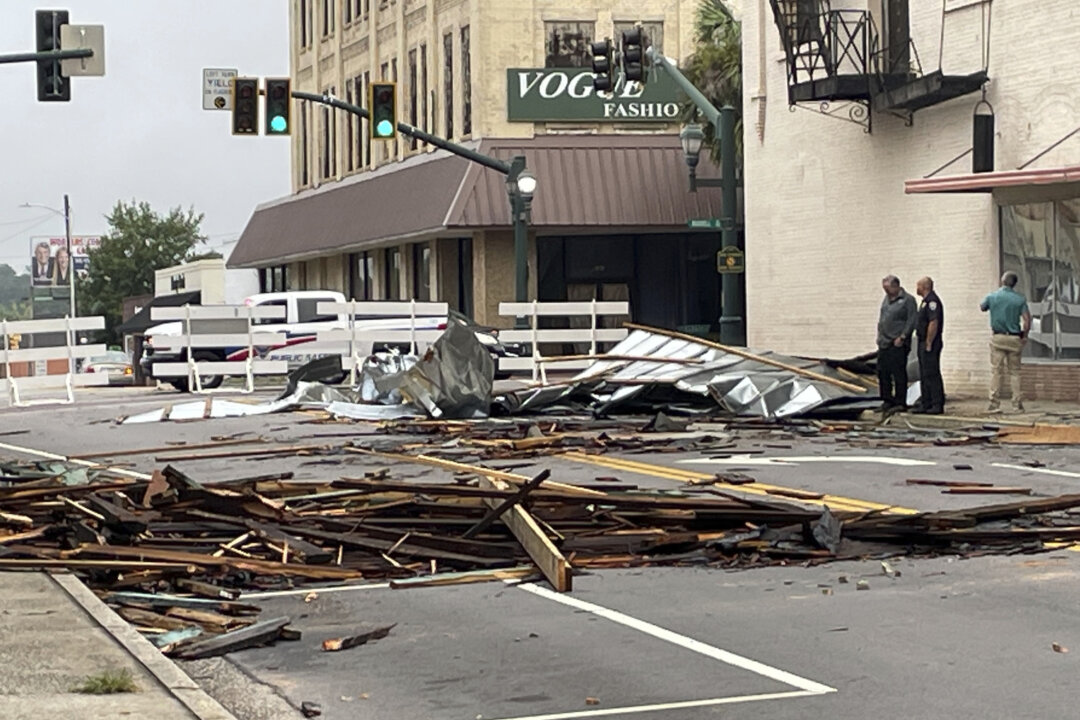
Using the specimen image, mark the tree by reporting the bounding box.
[80,200,205,340]
[680,0,743,164]
[0,264,31,321]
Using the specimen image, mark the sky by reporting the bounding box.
[0,1,291,271]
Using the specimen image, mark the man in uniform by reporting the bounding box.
[913,277,944,414]
[877,275,918,413]
[980,271,1031,413]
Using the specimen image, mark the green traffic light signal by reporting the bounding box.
[264,78,291,136]
[369,82,397,140]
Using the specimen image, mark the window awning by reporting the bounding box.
[905,165,1080,194]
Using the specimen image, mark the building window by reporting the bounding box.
[460,26,471,136]
[1002,199,1080,361]
[545,21,594,67]
[322,0,335,36]
[349,251,374,300]
[420,44,428,134]
[320,87,337,179]
[362,71,370,166]
[613,20,664,53]
[391,57,399,157]
[457,237,473,317]
[345,82,354,172]
[412,243,431,301]
[345,0,352,24]
[408,48,418,150]
[443,32,453,139]
[384,247,401,299]
[269,265,288,292]
[300,100,310,186]
[299,0,311,48]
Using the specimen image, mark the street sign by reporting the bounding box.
[717,246,744,274]
[203,67,238,111]
[60,25,105,77]
[689,218,721,229]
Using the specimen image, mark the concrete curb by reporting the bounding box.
[51,573,238,720]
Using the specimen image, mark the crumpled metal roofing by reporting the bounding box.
[505,329,875,419]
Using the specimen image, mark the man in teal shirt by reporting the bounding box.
[979,271,1032,413]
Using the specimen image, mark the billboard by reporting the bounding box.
[30,235,101,287]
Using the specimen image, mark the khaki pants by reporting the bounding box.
[989,335,1023,406]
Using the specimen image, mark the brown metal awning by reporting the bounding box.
[905,165,1080,195]
[228,135,725,268]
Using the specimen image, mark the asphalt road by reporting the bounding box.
[2,387,1080,719]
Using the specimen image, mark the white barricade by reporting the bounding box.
[314,300,450,385]
[150,305,288,393]
[0,316,108,406]
[498,300,630,383]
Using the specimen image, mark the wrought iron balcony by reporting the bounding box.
[769,0,989,131]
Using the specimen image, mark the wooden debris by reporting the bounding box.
[168,616,297,660]
[942,486,1032,495]
[321,624,396,652]
[389,566,538,589]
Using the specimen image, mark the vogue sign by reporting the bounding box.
[506,68,681,122]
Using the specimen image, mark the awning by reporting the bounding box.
[228,135,725,269]
[905,165,1080,195]
[115,291,201,335]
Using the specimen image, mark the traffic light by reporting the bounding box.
[264,78,291,135]
[35,9,70,101]
[231,77,259,135]
[369,82,397,140]
[621,26,645,84]
[590,39,614,93]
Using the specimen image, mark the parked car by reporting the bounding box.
[80,350,135,385]
[141,291,524,392]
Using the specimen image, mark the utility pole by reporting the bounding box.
[63,194,75,321]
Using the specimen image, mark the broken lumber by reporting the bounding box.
[942,486,1032,495]
[154,444,330,462]
[906,479,995,488]
[477,475,572,592]
[168,616,295,659]
[71,437,268,460]
[389,566,539,589]
[463,470,551,539]
[623,322,868,394]
[321,623,396,652]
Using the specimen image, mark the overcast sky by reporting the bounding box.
[0,0,290,271]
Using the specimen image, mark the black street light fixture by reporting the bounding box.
[507,156,537,327]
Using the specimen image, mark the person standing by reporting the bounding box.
[877,275,918,413]
[980,271,1032,413]
[913,277,945,414]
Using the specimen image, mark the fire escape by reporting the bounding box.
[769,0,989,132]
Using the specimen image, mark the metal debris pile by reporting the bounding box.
[4,445,1080,658]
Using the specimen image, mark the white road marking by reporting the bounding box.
[679,454,936,467]
[486,690,823,720]
[0,440,151,479]
[518,583,836,695]
[242,583,391,599]
[992,463,1080,479]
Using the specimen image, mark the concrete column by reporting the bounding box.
[473,229,536,327]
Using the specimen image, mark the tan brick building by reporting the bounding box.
[743,0,1080,399]
[230,0,730,331]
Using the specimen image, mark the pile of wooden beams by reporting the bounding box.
[3,455,1080,657]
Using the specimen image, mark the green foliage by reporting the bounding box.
[0,264,31,321]
[73,668,138,694]
[680,0,743,164]
[80,200,205,341]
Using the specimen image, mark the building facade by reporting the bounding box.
[743,0,1080,398]
[229,0,731,332]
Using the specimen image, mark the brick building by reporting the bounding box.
[743,0,1080,398]
[229,0,732,333]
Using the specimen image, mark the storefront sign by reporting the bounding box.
[716,246,744,274]
[507,68,681,122]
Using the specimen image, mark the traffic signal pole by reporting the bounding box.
[644,48,743,345]
[0,48,91,65]
[290,90,533,311]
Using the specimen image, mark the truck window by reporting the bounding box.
[251,299,287,325]
[297,297,338,323]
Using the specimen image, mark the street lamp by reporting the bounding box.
[506,156,537,327]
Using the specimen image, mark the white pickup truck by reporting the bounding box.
[141,290,520,391]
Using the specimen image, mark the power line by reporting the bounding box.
[0,216,56,245]
[0,214,52,227]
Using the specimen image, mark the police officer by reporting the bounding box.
[913,276,945,414]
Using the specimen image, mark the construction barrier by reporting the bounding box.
[0,316,108,406]
[497,301,630,383]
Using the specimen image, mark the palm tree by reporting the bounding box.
[681,0,742,163]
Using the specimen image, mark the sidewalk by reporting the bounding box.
[874,396,1080,430]
[0,571,235,720]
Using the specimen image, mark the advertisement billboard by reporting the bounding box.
[29,235,101,287]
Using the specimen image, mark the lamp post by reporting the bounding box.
[20,195,76,322]
[679,107,744,346]
[506,155,537,327]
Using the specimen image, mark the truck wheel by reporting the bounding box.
[192,351,225,389]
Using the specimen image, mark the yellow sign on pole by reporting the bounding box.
[716,246,744,274]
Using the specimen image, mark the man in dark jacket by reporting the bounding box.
[913,276,945,414]
[877,275,918,413]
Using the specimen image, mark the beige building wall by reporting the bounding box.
[741,0,1080,395]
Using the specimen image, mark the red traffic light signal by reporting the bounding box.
[232,77,259,135]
